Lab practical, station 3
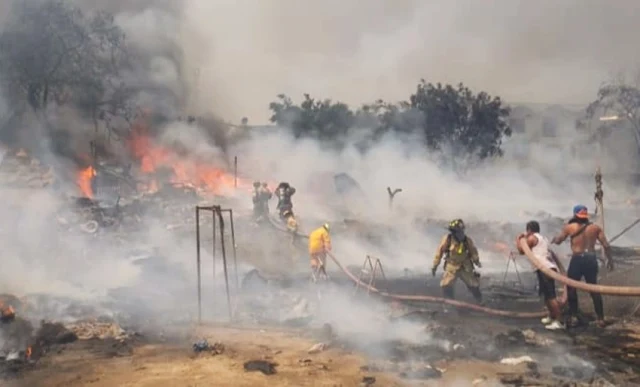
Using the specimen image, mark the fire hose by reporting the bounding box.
[518,238,640,296]
[267,215,546,318]
[268,216,640,315]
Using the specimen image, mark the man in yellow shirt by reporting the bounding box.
[308,223,331,281]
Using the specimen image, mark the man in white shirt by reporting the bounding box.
[516,221,564,330]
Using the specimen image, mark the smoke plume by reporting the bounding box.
[0,3,637,382]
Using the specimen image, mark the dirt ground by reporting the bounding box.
[3,324,537,387]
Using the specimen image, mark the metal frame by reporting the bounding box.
[354,255,387,295]
[501,251,524,290]
[195,205,239,324]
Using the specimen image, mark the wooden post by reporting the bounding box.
[595,167,604,232]
[387,187,402,209]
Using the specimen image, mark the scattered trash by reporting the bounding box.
[500,356,535,365]
[192,339,224,355]
[308,342,327,354]
[66,321,130,341]
[361,375,376,386]
[498,373,523,385]
[244,360,277,375]
[522,329,554,346]
[452,343,465,351]
[472,376,487,386]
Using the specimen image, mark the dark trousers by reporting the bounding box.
[567,253,604,320]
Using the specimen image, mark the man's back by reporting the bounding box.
[309,227,330,253]
[564,222,600,254]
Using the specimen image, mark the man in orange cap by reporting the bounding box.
[551,204,613,328]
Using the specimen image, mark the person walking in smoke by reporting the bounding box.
[550,205,614,328]
[260,182,272,214]
[252,181,263,222]
[431,219,483,304]
[276,182,296,220]
[308,223,331,282]
[251,181,272,223]
[515,220,565,330]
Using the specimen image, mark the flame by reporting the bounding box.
[25,346,32,360]
[77,165,96,198]
[127,115,247,195]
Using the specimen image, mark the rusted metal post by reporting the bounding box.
[228,209,239,292]
[195,207,202,324]
[594,167,604,232]
[373,258,388,290]
[214,206,233,322]
[234,156,238,189]
[212,209,216,296]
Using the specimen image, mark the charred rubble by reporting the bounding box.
[0,293,138,379]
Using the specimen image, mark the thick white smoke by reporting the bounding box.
[178,0,640,122]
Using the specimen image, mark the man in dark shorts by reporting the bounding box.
[550,205,614,328]
[516,221,564,330]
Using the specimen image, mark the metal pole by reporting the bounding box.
[595,167,604,232]
[212,209,216,306]
[195,207,202,324]
[234,156,238,189]
[228,209,239,292]
[214,206,233,322]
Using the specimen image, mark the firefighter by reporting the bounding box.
[431,219,483,303]
[276,182,296,220]
[309,223,331,281]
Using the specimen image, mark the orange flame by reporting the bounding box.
[26,346,32,360]
[77,165,96,198]
[127,115,248,195]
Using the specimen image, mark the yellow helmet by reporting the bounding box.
[448,219,465,231]
[323,223,330,231]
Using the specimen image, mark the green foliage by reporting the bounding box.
[269,80,512,160]
[269,93,355,148]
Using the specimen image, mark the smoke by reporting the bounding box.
[175,0,640,122]
[0,5,639,384]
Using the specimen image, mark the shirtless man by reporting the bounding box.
[550,204,614,328]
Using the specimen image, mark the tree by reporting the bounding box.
[409,81,512,159]
[268,81,512,161]
[269,93,355,148]
[585,72,640,153]
[0,0,134,132]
